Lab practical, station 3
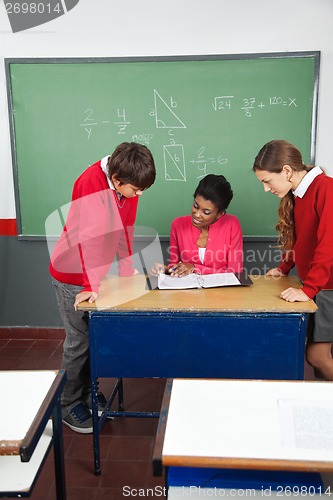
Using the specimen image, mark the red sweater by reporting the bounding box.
[49,160,138,292]
[279,173,333,299]
[169,213,243,274]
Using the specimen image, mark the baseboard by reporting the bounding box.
[0,327,65,340]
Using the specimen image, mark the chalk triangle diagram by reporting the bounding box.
[154,90,186,129]
[163,144,186,181]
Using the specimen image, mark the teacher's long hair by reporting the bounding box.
[253,139,312,251]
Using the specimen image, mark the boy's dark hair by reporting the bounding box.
[193,174,233,213]
[107,142,156,190]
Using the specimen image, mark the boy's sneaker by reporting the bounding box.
[83,391,108,417]
[62,401,93,434]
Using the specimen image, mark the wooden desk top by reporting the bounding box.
[79,274,317,313]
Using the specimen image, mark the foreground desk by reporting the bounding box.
[0,370,66,498]
[78,274,317,474]
[157,379,333,498]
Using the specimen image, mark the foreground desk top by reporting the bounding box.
[161,379,333,472]
[79,274,317,313]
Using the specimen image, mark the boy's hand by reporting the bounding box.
[74,291,98,310]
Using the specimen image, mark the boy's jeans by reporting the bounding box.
[52,279,90,406]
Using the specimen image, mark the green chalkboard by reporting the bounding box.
[6,53,320,238]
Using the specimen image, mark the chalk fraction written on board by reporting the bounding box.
[79,93,301,141]
[6,53,319,238]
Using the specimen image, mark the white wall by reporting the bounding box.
[0,0,332,219]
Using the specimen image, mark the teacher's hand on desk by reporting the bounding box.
[74,291,98,310]
[168,262,195,277]
[149,262,195,277]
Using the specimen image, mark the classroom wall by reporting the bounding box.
[0,0,332,327]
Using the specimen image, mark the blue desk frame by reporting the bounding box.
[89,309,308,474]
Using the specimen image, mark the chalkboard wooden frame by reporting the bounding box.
[5,51,320,240]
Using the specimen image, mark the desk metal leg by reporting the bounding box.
[117,378,124,411]
[298,316,307,380]
[91,377,102,476]
[52,399,67,500]
[92,377,159,474]
[92,378,125,474]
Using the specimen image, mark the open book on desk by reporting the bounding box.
[157,271,252,290]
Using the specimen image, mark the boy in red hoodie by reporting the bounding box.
[50,142,156,433]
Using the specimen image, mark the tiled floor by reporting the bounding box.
[0,337,166,500]
[0,336,322,500]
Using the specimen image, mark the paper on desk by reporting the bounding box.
[278,399,333,451]
[199,272,241,287]
[157,272,240,289]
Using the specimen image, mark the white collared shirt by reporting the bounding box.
[100,155,114,190]
[292,166,323,198]
[198,247,206,264]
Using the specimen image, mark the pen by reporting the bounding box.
[171,261,181,272]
